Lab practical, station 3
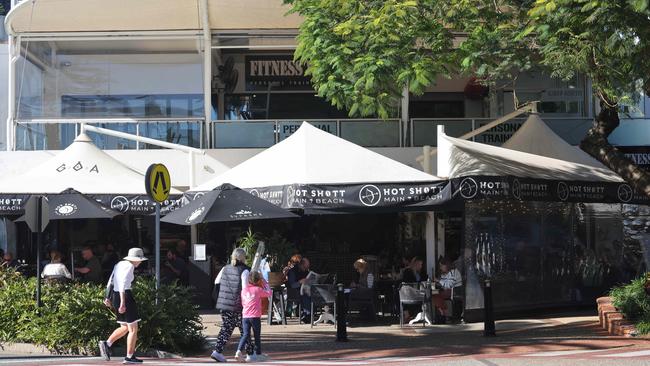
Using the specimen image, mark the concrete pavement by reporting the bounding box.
[2,312,650,365]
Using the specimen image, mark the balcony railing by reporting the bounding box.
[13,116,649,150]
[15,118,204,150]
[410,117,595,147]
[210,119,402,148]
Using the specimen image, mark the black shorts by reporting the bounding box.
[111,290,140,325]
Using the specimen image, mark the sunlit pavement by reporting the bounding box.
[3,313,650,366]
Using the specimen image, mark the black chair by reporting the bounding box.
[349,287,377,321]
[310,284,337,328]
[449,285,465,322]
[286,287,302,321]
[398,282,427,328]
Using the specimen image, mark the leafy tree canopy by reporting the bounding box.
[286,0,650,114]
[286,0,650,196]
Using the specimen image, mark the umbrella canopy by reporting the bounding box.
[16,188,120,227]
[162,183,299,225]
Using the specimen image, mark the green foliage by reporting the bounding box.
[0,267,204,354]
[609,275,650,334]
[285,0,455,118]
[132,277,205,353]
[236,226,259,266]
[263,230,297,272]
[286,0,650,114]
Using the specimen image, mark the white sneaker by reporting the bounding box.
[245,354,257,362]
[210,351,227,362]
[235,350,246,363]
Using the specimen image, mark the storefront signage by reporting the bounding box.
[451,176,650,204]
[542,88,584,100]
[618,146,650,171]
[278,121,337,141]
[245,55,312,91]
[196,181,454,211]
[475,121,523,145]
[0,194,183,215]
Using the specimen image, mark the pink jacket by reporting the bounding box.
[241,280,272,318]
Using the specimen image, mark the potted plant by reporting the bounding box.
[235,226,259,266]
[263,231,296,287]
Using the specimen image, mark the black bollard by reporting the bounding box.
[483,279,496,337]
[336,283,348,342]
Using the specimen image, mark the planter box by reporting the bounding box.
[596,296,639,337]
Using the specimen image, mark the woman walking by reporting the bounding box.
[98,248,148,364]
[211,248,253,362]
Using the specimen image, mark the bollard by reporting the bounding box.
[483,279,496,337]
[336,283,348,342]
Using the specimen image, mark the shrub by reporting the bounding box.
[0,267,204,354]
[609,274,650,334]
[132,277,205,353]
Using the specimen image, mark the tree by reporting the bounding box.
[285,0,650,197]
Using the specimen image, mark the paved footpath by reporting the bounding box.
[3,313,650,366]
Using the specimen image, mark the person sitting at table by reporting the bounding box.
[402,257,428,283]
[431,258,462,324]
[287,257,311,324]
[351,258,374,289]
[401,257,427,322]
[350,258,376,320]
[282,254,302,282]
[42,250,72,281]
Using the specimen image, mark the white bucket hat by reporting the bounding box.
[124,248,148,262]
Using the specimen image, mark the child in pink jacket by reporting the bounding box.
[235,271,272,362]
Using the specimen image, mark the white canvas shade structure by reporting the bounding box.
[193,122,448,211]
[437,127,623,182]
[195,122,442,189]
[502,114,609,169]
[0,133,182,194]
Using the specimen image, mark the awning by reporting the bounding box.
[5,0,302,35]
[502,114,608,169]
[0,133,182,214]
[191,122,451,212]
[437,127,649,204]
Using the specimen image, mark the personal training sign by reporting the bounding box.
[145,164,171,203]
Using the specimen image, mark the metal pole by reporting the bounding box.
[155,202,161,305]
[483,279,496,336]
[336,283,348,342]
[35,196,42,308]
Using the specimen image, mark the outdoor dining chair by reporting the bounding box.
[398,282,427,328]
[286,287,302,321]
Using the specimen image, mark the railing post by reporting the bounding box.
[471,119,476,142]
[136,123,140,150]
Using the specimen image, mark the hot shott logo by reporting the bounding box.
[359,185,381,206]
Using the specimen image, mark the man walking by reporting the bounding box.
[99,248,148,364]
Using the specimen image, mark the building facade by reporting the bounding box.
[0,0,649,314]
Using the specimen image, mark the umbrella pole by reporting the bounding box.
[155,202,161,305]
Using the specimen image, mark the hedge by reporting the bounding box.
[0,266,204,354]
[609,275,650,334]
